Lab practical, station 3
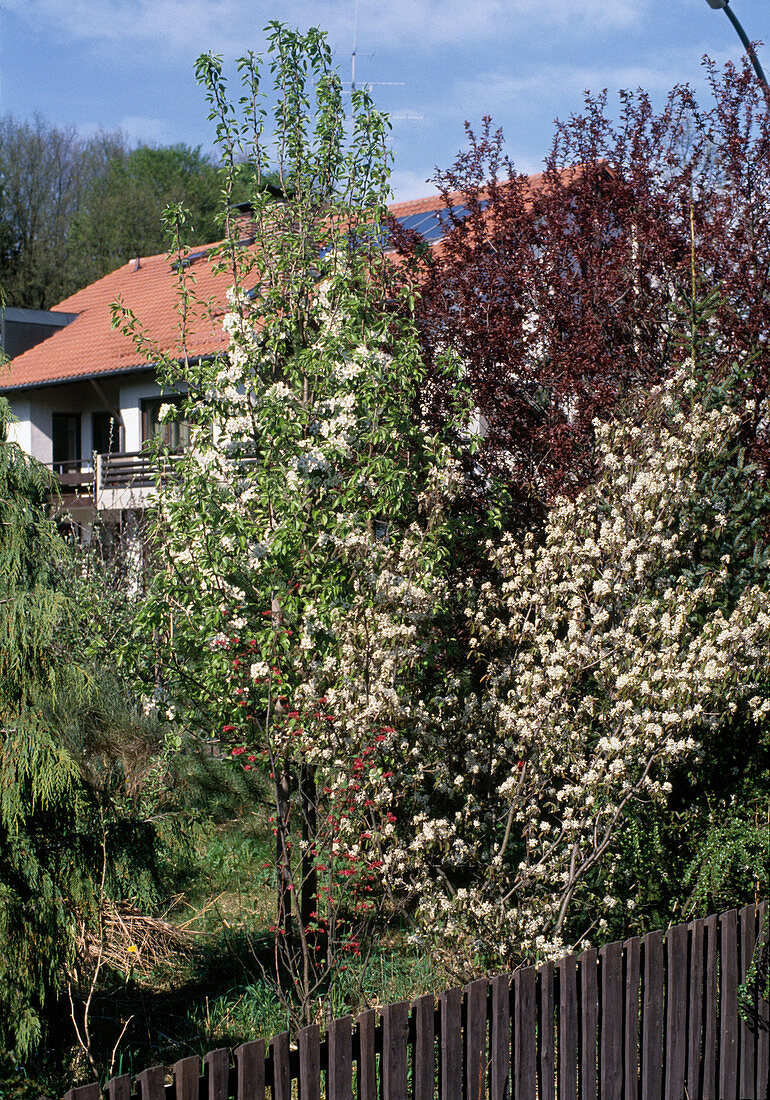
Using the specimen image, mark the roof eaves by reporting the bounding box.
[0,354,218,394]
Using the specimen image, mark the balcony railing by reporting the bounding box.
[49,458,95,491]
[47,450,184,505]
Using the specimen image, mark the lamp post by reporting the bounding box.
[705,0,770,92]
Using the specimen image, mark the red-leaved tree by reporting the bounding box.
[392,55,770,524]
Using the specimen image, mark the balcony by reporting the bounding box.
[47,451,181,512]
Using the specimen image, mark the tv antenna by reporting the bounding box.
[347,0,407,96]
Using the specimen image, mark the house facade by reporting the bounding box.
[0,187,513,536]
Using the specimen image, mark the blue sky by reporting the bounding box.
[1,0,767,201]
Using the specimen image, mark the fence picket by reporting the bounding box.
[641,930,664,1100]
[756,902,769,1100]
[537,962,555,1100]
[64,1087,101,1100]
[135,1066,166,1100]
[664,921,688,1100]
[298,1024,321,1100]
[466,978,488,1100]
[271,1032,291,1100]
[740,904,759,1100]
[381,1001,409,1100]
[578,949,598,1100]
[236,1038,265,1100]
[356,1008,377,1100]
[703,914,719,1100]
[514,966,536,1100]
[623,936,641,1100]
[686,920,705,1099]
[105,1076,131,1100]
[600,940,623,1100]
[328,1015,353,1100]
[490,974,511,1100]
[558,954,579,1100]
[440,987,463,1100]
[174,1055,201,1100]
[413,994,435,1100]
[719,908,739,1100]
[204,1048,230,1100]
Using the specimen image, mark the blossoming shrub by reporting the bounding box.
[124,25,485,1022]
[374,359,770,968]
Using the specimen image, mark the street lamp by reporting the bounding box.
[704,0,770,92]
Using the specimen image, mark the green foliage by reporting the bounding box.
[0,398,167,1058]
[685,803,769,917]
[68,142,225,290]
[0,115,226,309]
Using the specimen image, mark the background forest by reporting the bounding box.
[0,25,769,1095]
[0,116,227,309]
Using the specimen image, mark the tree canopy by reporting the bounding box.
[0,396,163,1059]
[0,116,225,309]
[392,56,770,526]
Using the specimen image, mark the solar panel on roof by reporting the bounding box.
[394,204,473,243]
[171,250,210,272]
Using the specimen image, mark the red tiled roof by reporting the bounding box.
[0,174,591,393]
[0,244,244,391]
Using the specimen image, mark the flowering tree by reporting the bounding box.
[125,24,482,1021]
[125,29,770,995]
[370,341,770,967]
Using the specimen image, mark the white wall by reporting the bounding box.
[4,394,31,453]
[2,371,186,465]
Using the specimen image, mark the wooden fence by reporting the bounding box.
[63,901,769,1100]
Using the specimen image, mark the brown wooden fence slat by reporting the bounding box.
[356,1008,377,1100]
[703,914,719,1100]
[328,1015,353,1100]
[664,920,688,1100]
[578,949,597,1100]
[537,962,555,1100]
[298,1024,321,1100]
[686,919,704,1100]
[641,930,664,1100]
[558,954,579,1100]
[719,908,739,1100]
[515,966,537,1100]
[466,978,488,1100]
[439,987,463,1100]
[382,1001,410,1100]
[271,1032,291,1100]
[599,940,623,1100]
[236,1039,266,1100]
[756,901,769,1100]
[623,936,641,1100]
[204,1048,229,1100]
[740,904,758,1100]
[490,974,511,1100]
[64,1086,101,1100]
[105,1076,131,1100]
[413,994,435,1100]
[136,1066,167,1100]
[174,1056,201,1100]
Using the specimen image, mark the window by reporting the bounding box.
[141,396,191,452]
[92,411,121,455]
[52,412,81,473]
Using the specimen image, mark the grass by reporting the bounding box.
[26,798,452,1091]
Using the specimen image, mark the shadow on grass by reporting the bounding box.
[71,925,289,1082]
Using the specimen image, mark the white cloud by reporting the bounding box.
[389,167,439,203]
[4,0,647,60]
